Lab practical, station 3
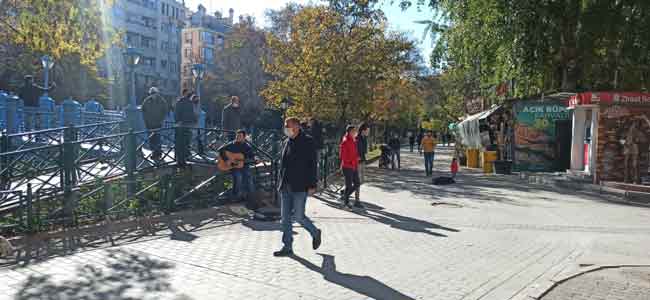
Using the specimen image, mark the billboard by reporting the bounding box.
[513,100,571,172]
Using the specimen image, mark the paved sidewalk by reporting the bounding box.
[542,267,650,300]
[1,146,650,300]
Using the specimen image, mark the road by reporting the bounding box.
[1,146,649,300]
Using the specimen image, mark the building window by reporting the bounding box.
[160,60,168,70]
[202,47,214,62]
[184,48,191,58]
[126,32,139,47]
[142,16,155,28]
[216,36,224,49]
[201,31,214,45]
[141,36,156,49]
[171,62,178,73]
[161,22,170,33]
[142,57,155,67]
[184,32,191,43]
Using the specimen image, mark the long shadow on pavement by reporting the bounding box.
[291,253,416,300]
[13,249,177,300]
[315,196,459,237]
[363,167,530,206]
[378,147,644,208]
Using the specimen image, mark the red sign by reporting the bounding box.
[569,92,650,108]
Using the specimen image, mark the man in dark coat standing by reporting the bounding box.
[222,96,241,140]
[174,89,196,167]
[19,75,55,131]
[141,87,168,160]
[274,117,322,257]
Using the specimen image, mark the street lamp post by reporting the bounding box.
[40,55,55,97]
[191,64,206,153]
[123,47,141,130]
[280,96,291,121]
[192,63,205,99]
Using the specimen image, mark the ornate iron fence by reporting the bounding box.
[0,124,342,238]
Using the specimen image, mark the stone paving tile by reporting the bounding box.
[1,147,649,299]
[542,267,650,300]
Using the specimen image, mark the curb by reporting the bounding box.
[530,264,650,299]
[521,175,650,208]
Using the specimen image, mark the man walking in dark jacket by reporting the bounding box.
[274,117,322,257]
[222,96,241,140]
[388,133,401,169]
[141,87,168,160]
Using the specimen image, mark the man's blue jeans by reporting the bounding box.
[281,189,318,250]
[232,167,254,198]
[424,152,434,174]
[391,148,401,169]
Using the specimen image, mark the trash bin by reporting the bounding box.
[482,151,497,173]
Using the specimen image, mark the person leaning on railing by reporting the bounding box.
[174,89,197,166]
[141,87,168,160]
[19,75,56,131]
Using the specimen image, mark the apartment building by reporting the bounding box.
[100,0,186,104]
[180,5,233,93]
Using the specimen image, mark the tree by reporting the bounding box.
[201,16,270,126]
[0,0,115,103]
[263,1,425,129]
[400,0,650,97]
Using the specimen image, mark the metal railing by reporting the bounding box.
[0,124,343,238]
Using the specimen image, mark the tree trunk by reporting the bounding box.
[560,0,581,92]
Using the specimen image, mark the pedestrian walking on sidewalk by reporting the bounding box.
[274,117,322,257]
[339,125,362,208]
[422,131,437,176]
[451,157,459,178]
[388,134,401,170]
[408,132,415,152]
[417,131,424,155]
[355,123,369,205]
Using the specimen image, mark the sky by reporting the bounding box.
[183,0,436,66]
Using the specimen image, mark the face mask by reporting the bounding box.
[232,103,239,108]
[284,127,293,137]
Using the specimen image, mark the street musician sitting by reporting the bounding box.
[217,129,256,202]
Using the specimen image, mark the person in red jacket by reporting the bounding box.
[339,125,361,208]
[451,157,459,178]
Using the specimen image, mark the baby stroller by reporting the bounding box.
[378,144,392,168]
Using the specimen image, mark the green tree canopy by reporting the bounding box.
[263,0,425,128]
[402,0,650,97]
[0,0,115,102]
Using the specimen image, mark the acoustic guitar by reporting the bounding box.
[217,151,246,172]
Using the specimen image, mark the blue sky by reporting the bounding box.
[184,0,435,66]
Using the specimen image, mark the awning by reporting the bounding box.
[569,92,650,108]
[456,105,502,148]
